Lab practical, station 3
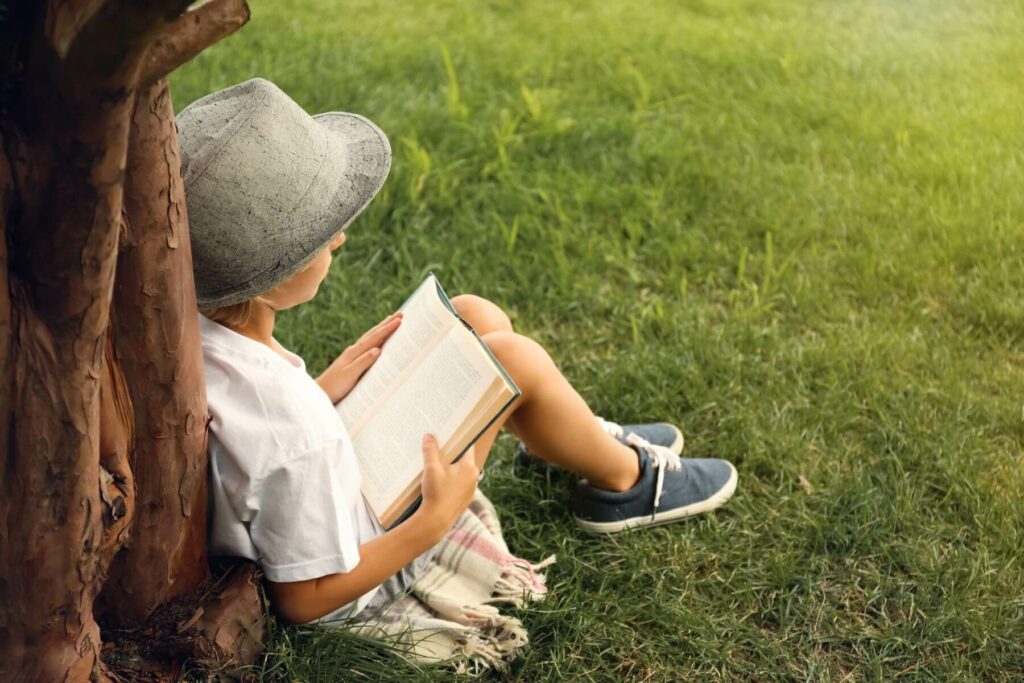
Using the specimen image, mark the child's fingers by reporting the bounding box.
[355,313,403,350]
[352,346,380,372]
[368,311,402,336]
[372,316,402,345]
[421,433,441,469]
[366,311,401,336]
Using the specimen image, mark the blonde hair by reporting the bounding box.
[196,294,272,327]
[200,299,257,328]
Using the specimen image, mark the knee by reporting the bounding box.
[452,294,513,335]
[480,331,552,382]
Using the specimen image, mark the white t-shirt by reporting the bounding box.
[200,314,384,618]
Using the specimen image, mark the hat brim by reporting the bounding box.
[314,111,392,236]
[285,111,392,271]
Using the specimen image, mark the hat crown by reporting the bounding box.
[179,78,327,192]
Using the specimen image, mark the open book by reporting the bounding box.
[336,274,520,528]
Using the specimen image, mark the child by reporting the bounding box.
[179,78,737,627]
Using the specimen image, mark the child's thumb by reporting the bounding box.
[421,434,440,467]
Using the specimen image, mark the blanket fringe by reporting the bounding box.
[340,492,556,672]
[450,612,531,673]
[490,555,557,607]
[443,554,556,670]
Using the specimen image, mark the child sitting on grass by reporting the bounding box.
[179,78,737,629]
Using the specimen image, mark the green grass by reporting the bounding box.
[172,0,1024,679]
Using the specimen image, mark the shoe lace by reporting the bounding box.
[596,416,624,439]
[624,432,682,516]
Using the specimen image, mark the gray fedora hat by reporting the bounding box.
[177,78,391,308]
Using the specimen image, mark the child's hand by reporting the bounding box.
[417,434,479,538]
[317,312,402,403]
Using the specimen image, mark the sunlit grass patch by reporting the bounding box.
[174,0,1024,678]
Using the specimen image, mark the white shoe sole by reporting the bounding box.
[666,425,684,455]
[574,462,738,535]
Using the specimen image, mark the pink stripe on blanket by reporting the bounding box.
[509,558,549,592]
[448,527,514,564]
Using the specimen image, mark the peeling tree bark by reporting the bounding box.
[0,0,261,679]
[0,74,140,683]
[142,0,252,89]
[99,76,211,624]
[96,330,137,586]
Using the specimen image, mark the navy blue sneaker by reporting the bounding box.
[572,435,737,534]
[512,417,683,479]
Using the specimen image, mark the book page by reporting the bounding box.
[337,276,455,433]
[352,326,495,517]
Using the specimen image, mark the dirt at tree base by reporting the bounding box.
[99,560,267,682]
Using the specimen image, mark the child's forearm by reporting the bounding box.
[266,510,446,624]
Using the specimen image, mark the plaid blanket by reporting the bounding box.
[344,492,555,672]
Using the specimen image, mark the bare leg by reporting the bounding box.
[450,295,515,468]
[451,295,639,492]
[451,294,513,335]
[480,332,640,492]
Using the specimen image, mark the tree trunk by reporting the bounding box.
[98,76,210,626]
[0,1,261,680]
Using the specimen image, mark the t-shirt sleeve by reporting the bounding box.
[249,442,362,583]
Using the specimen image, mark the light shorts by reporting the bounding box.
[359,540,442,620]
[316,533,444,625]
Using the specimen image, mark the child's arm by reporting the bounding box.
[265,434,478,624]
